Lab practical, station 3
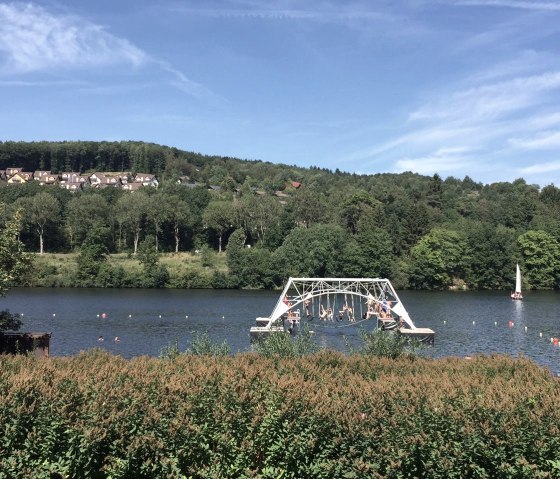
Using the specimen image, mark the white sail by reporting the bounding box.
[515,263,522,294]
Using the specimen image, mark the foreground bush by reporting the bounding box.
[1,350,560,478]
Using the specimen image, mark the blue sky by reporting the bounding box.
[1,1,560,186]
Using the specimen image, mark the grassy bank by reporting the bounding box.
[1,351,559,478]
[29,252,229,289]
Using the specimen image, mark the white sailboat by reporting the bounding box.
[511,263,523,300]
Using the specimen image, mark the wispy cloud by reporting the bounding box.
[519,160,560,174]
[509,130,560,149]
[166,0,425,39]
[524,112,560,129]
[347,125,480,161]
[0,79,89,87]
[0,2,218,101]
[453,0,560,11]
[0,3,147,74]
[158,62,225,104]
[409,71,560,122]
[466,50,555,84]
[394,147,474,175]
[169,1,390,22]
[349,59,560,182]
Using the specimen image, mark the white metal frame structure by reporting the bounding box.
[256,277,416,331]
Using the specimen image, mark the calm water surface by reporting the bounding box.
[2,288,560,374]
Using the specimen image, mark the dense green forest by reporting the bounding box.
[1,140,560,291]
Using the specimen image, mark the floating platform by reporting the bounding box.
[399,327,435,345]
[379,318,399,330]
[250,277,435,345]
[255,317,273,327]
[250,325,285,340]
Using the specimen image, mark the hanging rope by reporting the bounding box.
[359,294,364,320]
[304,292,376,326]
[339,293,347,322]
[312,294,316,321]
[304,295,313,321]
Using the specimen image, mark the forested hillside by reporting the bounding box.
[1,140,560,290]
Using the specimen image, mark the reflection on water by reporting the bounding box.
[2,288,559,375]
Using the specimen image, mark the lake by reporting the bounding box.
[2,288,560,375]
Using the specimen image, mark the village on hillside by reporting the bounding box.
[0,167,159,191]
[0,167,303,200]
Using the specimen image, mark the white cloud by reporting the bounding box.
[509,130,560,149]
[0,2,218,101]
[523,112,560,130]
[348,58,560,183]
[351,125,480,160]
[0,3,147,74]
[519,160,560,174]
[466,50,555,84]
[394,147,473,175]
[410,72,560,122]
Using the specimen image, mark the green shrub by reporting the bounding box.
[159,339,181,359]
[0,310,22,331]
[178,270,212,288]
[1,351,560,478]
[187,331,230,356]
[350,328,421,359]
[254,324,320,358]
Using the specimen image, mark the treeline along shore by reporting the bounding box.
[2,140,560,290]
[2,141,560,479]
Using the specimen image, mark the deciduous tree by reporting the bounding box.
[0,205,30,331]
[0,206,30,296]
[273,224,347,281]
[466,223,517,289]
[408,228,468,290]
[518,230,560,289]
[167,195,191,253]
[145,192,172,251]
[116,192,150,254]
[66,194,110,249]
[15,192,60,254]
[203,201,235,253]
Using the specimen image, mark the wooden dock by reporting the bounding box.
[0,332,52,357]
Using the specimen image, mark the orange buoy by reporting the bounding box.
[554,338,559,346]
[508,320,514,328]
[101,313,107,319]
